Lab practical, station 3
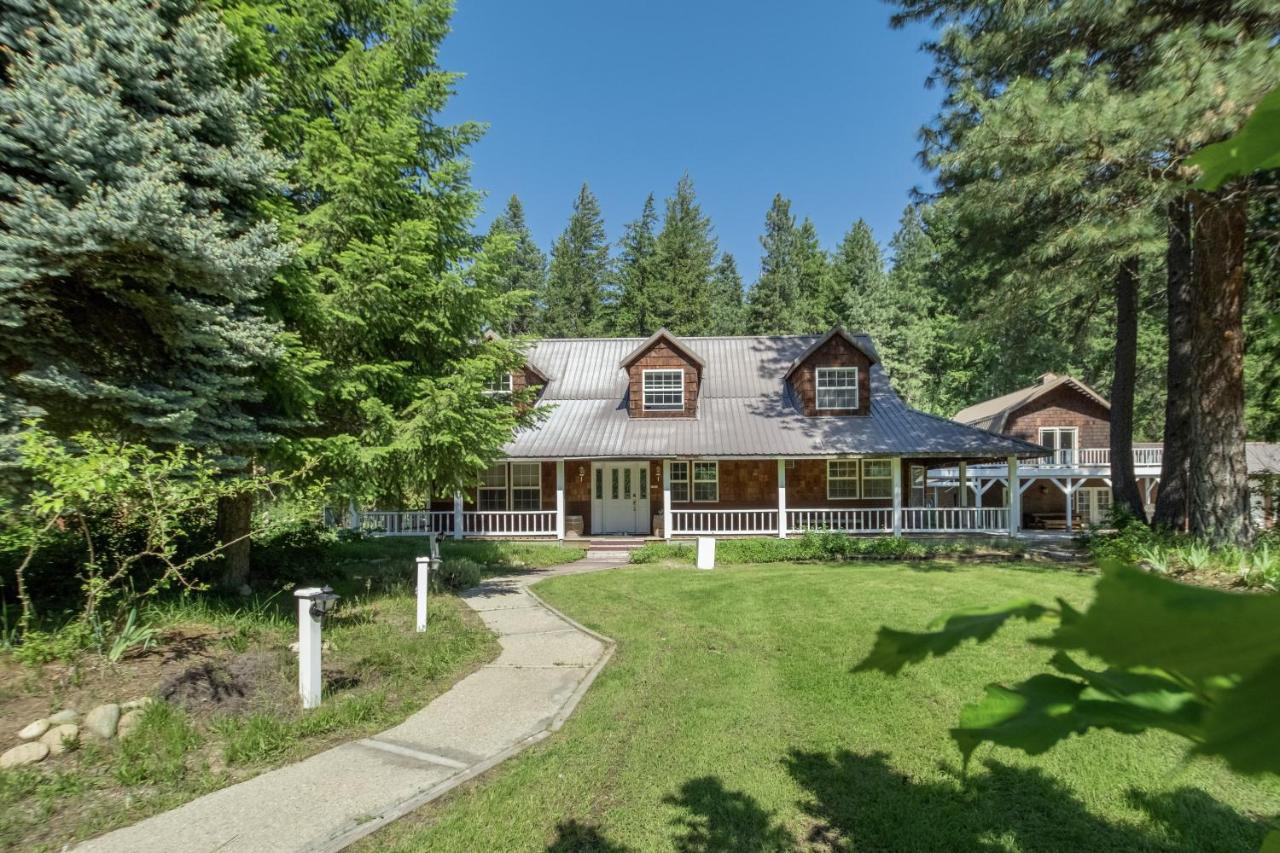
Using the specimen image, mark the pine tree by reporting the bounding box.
[707,253,746,335]
[650,175,719,335]
[794,218,832,332]
[541,184,610,337]
[826,220,887,328]
[747,195,804,334]
[486,195,547,334]
[0,0,287,452]
[612,194,659,336]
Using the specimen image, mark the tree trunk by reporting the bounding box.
[1154,196,1193,530]
[1110,255,1146,522]
[1188,188,1253,546]
[217,491,254,590]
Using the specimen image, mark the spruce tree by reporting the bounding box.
[794,218,832,332]
[486,195,547,334]
[542,184,610,337]
[708,253,746,336]
[612,194,659,336]
[827,220,887,329]
[650,175,718,335]
[747,195,804,334]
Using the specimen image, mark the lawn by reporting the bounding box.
[365,560,1280,852]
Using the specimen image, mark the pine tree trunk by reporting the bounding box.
[1154,196,1193,530]
[1188,188,1253,546]
[217,491,254,590]
[1110,256,1146,522]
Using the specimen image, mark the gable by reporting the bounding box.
[788,333,873,416]
[625,339,700,418]
[1004,383,1111,447]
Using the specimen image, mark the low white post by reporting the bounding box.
[662,459,673,541]
[958,462,968,507]
[293,587,336,710]
[891,457,903,537]
[452,491,464,541]
[696,536,716,569]
[555,460,566,540]
[416,556,431,632]
[777,458,787,539]
[346,499,359,532]
[1007,455,1021,535]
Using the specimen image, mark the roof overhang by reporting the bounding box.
[617,328,705,370]
[782,327,878,380]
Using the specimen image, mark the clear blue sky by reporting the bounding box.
[439,1,942,279]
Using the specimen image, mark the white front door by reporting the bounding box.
[1079,487,1112,526]
[592,462,649,534]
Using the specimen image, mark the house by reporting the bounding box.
[354,328,1046,539]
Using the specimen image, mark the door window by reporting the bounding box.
[1038,427,1077,464]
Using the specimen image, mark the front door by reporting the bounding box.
[592,462,649,534]
[1078,487,1112,526]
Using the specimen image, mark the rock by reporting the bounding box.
[121,697,155,711]
[288,640,333,654]
[0,742,48,768]
[17,719,49,740]
[47,709,79,725]
[39,724,79,756]
[84,703,121,740]
[116,710,144,740]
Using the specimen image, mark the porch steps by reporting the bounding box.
[581,537,646,561]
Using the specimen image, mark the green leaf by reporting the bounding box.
[853,600,1052,675]
[1190,85,1280,189]
[1261,830,1280,853]
[1196,655,1280,777]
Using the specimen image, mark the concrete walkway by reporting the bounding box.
[78,552,626,853]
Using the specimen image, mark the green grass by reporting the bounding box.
[365,561,1280,852]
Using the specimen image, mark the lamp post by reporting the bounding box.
[416,534,440,633]
[294,586,339,710]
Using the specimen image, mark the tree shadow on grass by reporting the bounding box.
[663,776,794,852]
[546,818,631,852]
[784,749,1270,853]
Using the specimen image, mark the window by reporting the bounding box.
[693,461,719,502]
[643,369,684,411]
[478,463,507,510]
[595,466,603,500]
[510,462,541,510]
[669,462,690,502]
[861,459,893,498]
[484,373,514,396]
[827,460,860,499]
[815,367,858,410]
[1038,427,1077,465]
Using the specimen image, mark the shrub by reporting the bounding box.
[431,556,483,592]
[251,513,338,582]
[630,542,693,564]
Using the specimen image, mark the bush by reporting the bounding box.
[251,513,338,582]
[431,556,483,592]
[631,542,694,564]
[632,532,986,567]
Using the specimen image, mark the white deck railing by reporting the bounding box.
[461,510,557,536]
[357,511,454,536]
[1030,447,1164,467]
[787,508,894,534]
[902,507,1009,533]
[670,509,778,535]
[354,510,556,537]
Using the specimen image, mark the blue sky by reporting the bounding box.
[439,1,942,278]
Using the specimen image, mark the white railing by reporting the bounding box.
[358,511,454,536]
[461,510,557,537]
[902,507,1009,533]
[787,508,894,534]
[670,509,778,535]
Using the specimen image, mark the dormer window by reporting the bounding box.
[484,373,514,396]
[643,369,684,411]
[815,367,858,410]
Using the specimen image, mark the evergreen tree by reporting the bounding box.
[827,219,886,329]
[612,194,659,336]
[486,195,546,335]
[541,184,610,336]
[794,218,832,332]
[650,175,718,335]
[747,195,803,334]
[707,253,746,336]
[0,0,287,452]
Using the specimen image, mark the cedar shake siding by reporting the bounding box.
[1003,385,1110,449]
[789,334,873,417]
[626,340,700,418]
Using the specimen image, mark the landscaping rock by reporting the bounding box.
[47,709,79,725]
[18,719,49,740]
[39,724,79,756]
[0,742,48,768]
[116,710,145,740]
[121,697,155,711]
[84,703,121,740]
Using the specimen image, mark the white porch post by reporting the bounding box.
[555,460,566,541]
[975,477,984,509]
[662,459,673,541]
[958,462,968,507]
[891,457,903,537]
[1007,456,1020,535]
[1065,479,1074,532]
[777,458,787,539]
[452,491,464,541]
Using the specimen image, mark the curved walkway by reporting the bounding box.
[78,552,625,853]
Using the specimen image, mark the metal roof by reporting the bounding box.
[508,334,1046,459]
[952,372,1112,433]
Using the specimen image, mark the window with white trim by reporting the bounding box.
[827,459,860,499]
[510,462,541,510]
[643,369,684,411]
[484,373,514,396]
[861,459,893,498]
[1038,427,1077,465]
[478,463,507,510]
[815,367,858,410]
[669,461,690,502]
[693,461,719,502]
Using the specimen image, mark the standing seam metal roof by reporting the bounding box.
[506,334,1045,459]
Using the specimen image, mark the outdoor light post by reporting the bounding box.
[416,533,440,633]
[294,586,339,710]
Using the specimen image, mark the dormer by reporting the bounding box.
[784,327,877,417]
[618,329,704,418]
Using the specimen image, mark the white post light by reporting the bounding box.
[416,534,438,633]
[696,536,716,570]
[294,586,339,710]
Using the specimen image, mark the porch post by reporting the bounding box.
[1007,456,1020,536]
[958,462,968,507]
[1064,479,1074,533]
[452,491,464,541]
[891,457,903,537]
[555,460,566,541]
[777,458,787,539]
[662,459,672,541]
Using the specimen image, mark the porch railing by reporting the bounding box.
[787,508,894,534]
[461,510,557,536]
[353,509,556,537]
[670,509,778,535]
[1032,447,1164,467]
[357,511,454,536]
[902,507,1009,533]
